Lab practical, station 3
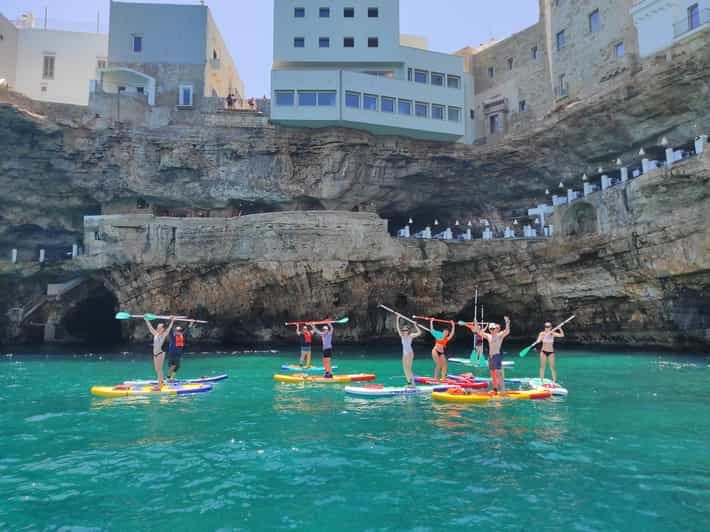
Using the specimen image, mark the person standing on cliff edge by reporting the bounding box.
[144,316,176,390]
[535,321,565,383]
[475,317,510,394]
[313,324,335,378]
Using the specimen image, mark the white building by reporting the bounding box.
[271,0,473,142]
[632,0,710,56]
[96,1,244,108]
[0,13,107,105]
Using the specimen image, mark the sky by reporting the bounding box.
[1,0,539,97]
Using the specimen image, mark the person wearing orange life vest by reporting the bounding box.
[167,320,195,381]
[296,323,313,367]
[430,319,455,380]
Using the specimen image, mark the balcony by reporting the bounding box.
[674,8,710,39]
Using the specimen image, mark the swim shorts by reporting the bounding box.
[167,356,181,371]
[323,348,333,358]
[489,354,503,370]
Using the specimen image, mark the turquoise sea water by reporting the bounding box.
[1,346,709,531]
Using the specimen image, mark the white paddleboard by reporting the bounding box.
[344,384,450,398]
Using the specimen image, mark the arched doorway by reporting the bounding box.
[61,284,122,344]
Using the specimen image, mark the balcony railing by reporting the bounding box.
[554,83,569,99]
[674,8,710,38]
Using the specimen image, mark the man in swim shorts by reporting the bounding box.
[313,324,335,378]
[296,323,313,367]
[535,321,565,383]
[476,316,510,394]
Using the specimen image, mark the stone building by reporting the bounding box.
[632,0,710,57]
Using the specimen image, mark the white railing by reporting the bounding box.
[674,8,710,38]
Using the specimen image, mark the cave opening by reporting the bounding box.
[561,202,598,237]
[62,287,123,344]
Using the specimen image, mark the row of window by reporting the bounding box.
[294,6,379,18]
[406,68,461,90]
[275,90,462,122]
[294,36,379,48]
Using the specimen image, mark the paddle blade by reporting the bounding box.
[335,317,350,324]
[114,312,132,320]
[519,344,535,358]
[430,330,445,340]
[143,313,158,321]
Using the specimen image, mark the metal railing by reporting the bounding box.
[674,8,710,38]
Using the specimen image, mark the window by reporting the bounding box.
[470,109,475,119]
[519,100,527,112]
[415,102,428,118]
[507,58,514,71]
[414,70,427,83]
[407,68,413,81]
[132,35,142,53]
[319,7,330,18]
[275,90,295,106]
[589,10,600,33]
[531,46,539,60]
[178,84,193,107]
[294,7,305,18]
[368,37,379,48]
[363,94,378,111]
[556,30,566,51]
[448,106,461,122]
[42,55,55,80]
[298,91,317,106]
[319,37,330,48]
[489,114,501,134]
[558,73,568,97]
[488,66,494,79]
[318,91,337,106]
[689,4,700,30]
[345,91,360,108]
[344,37,355,48]
[614,42,625,58]
[398,99,412,115]
[294,37,305,48]
[96,59,107,70]
[447,75,461,89]
[431,72,444,86]
[432,104,444,120]
[381,96,395,113]
[344,7,355,17]
[137,86,144,94]
[368,7,379,18]
[555,0,561,6]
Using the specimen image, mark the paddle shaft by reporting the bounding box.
[412,315,455,325]
[379,305,432,332]
[285,318,347,326]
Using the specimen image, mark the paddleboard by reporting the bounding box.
[414,376,488,389]
[280,365,338,372]
[91,383,212,397]
[344,384,450,398]
[527,378,569,396]
[432,388,552,403]
[123,374,229,386]
[274,373,376,384]
[449,358,515,368]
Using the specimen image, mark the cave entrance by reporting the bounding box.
[561,202,598,237]
[62,286,123,344]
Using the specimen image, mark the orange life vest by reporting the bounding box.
[175,332,185,348]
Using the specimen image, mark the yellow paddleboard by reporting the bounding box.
[432,389,551,403]
[91,383,212,397]
[273,373,376,384]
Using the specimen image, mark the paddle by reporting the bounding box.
[115,312,207,323]
[519,315,576,357]
[412,315,456,325]
[378,305,445,340]
[285,317,350,326]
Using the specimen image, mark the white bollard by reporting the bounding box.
[695,135,707,155]
[641,158,650,173]
[72,244,79,258]
[620,167,628,182]
[584,182,594,196]
[665,148,675,167]
[567,188,576,203]
[601,175,611,190]
[11,249,18,263]
[39,249,45,263]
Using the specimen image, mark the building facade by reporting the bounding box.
[98,1,244,108]
[270,0,473,142]
[0,13,107,105]
[632,0,710,57]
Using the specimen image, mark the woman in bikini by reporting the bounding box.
[430,319,455,381]
[536,321,565,383]
[397,319,422,387]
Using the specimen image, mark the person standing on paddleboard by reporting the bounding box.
[536,322,564,383]
[476,317,510,394]
[397,320,422,387]
[145,316,176,390]
[430,320,455,381]
[166,320,195,381]
[296,323,313,368]
[462,322,488,365]
[313,324,335,378]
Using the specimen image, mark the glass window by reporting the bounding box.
[519,100,527,112]
[414,70,427,83]
[507,58,514,71]
[415,102,428,118]
[344,37,355,48]
[294,7,305,18]
[318,91,337,106]
[275,91,294,106]
[614,42,625,58]
[381,96,395,113]
[42,55,55,80]
[431,72,444,86]
[447,75,461,89]
[589,10,600,33]
[345,91,360,108]
[344,7,355,17]
[556,30,566,51]
[398,99,412,115]
[448,107,461,122]
[319,7,330,18]
[97,59,107,70]
[368,7,379,18]
[407,68,412,81]
[298,91,317,106]
[368,37,379,48]
[294,37,305,48]
[489,114,501,133]
[178,85,193,107]
[363,94,377,111]
[689,4,700,29]
[488,66,494,79]
[531,46,538,60]
[132,35,142,52]
[432,104,444,120]
[319,37,330,48]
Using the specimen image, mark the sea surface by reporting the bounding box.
[1,345,709,531]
